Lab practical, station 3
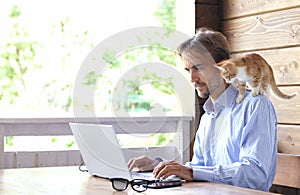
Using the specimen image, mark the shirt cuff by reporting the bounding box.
[192,166,215,182]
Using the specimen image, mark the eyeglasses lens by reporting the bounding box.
[131,179,148,192]
[111,179,128,191]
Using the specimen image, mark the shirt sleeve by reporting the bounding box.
[187,96,278,191]
[185,131,205,166]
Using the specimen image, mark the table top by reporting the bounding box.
[0,166,279,195]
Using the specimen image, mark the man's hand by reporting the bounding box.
[153,161,193,181]
[127,156,160,172]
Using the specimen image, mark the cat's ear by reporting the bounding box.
[214,64,227,71]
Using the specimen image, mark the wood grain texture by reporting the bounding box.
[269,86,300,125]
[218,1,300,191]
[0,166,280,194]
[273,153,300,188]
[4,150,82,168]
[222,0,300,19]
[195,4,220,30]
[278,124,300,154]
[270,185,300,195]
[222,7,300,52]
[195,0,219,4]
[231,47,300,85]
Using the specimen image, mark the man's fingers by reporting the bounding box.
[139,163,155,172]
[127,159,134,170]
[127,156,156,171]
[153,162,193,181]
[155,164,177,179]
[153,162,164,176]
[153,161,175,177]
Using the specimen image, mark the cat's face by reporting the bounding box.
[215,61,237,83]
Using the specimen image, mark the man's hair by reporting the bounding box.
[177,27,231,63]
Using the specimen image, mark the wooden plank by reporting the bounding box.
[2,122,178,136]
[0,167,283,195]
[0,116,192,124]
[195,0,219,4]
[222,7,300,52]
[3,147,179,169]
[273,153,300,188]
[38,150,82,167]
[270,185,299,195]
[15,152,38,168]
[269,86,300,125]
[231,47,300,85]
[0,116,192,136]
[0,116,192,168]
[278,124,300,154]
[196,4,220,31]
[4,150,82,169]
[222,0,300,20]
[3,152,17,169]
[0,125,4,169]
[4,123,72,136]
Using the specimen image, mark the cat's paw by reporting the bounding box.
[251,88,260,96]
[259,89,266,95]
[236,95,245,103]
[251,91,259,96]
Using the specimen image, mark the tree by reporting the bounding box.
[0,5,40,104]
[84,0,177,113]
[43,17,89,112]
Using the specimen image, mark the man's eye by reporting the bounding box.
[184,68,190,72]
[193,64,202,70]
[193,64,205,71]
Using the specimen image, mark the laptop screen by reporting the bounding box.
[69,123,132,180]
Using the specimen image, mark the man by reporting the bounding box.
[127,27,278,191]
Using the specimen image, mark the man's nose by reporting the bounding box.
[190,69,199,82]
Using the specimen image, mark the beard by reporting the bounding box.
[196,88,210,98]
[194,82,210,98]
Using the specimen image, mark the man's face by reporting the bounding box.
[183,56,224,99]
[184,63,210,98]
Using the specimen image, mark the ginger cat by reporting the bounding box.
[215,53,296,103]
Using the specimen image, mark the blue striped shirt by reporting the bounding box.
[185,84,278,191]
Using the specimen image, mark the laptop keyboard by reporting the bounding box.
[131,172,156,180]
[131,172,182,181]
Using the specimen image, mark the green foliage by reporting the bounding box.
[1,1,177,111]
[42,17,90,112]
[9,5,21,18]
[5,136,14,146]
[0,5,40,103]
[102,49,121,69]
[82,0,177,115]
[154,133,174,146]
[83,71,99,86]
[2,1,177,149]
[44,81,73,112]
[154,0,176,30]
[66,140,76,148]
[51,138,57,143]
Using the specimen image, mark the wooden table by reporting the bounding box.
[0,166,279,194]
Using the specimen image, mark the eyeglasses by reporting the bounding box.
[109,178,154,193]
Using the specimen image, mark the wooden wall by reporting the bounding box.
[196,0,300,193]
[195,0,221,31]
[222,0,300,193]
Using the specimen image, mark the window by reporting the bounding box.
[1,0,195,151]
[1,0,170,117]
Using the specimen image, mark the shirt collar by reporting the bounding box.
[203,84,238,117]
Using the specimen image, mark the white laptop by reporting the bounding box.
[69,122,155,180]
